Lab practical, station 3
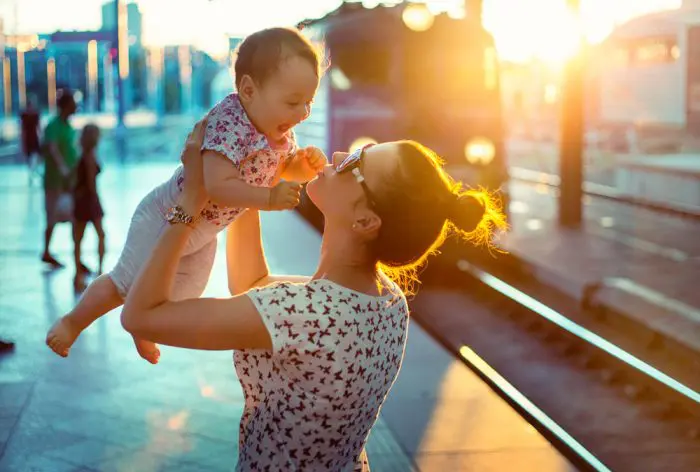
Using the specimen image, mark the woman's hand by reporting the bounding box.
[179,119,208,217]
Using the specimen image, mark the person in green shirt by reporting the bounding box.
[42,91,78,268]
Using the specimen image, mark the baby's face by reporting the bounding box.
[251,55,319,142]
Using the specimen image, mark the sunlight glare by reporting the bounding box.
[484,0,582,64]
[2,0,685,63]
[200,384,215,398]
[167,410,190,431]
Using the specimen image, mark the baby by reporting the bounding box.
[47,27,327,363]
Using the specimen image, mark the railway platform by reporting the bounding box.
[0,162,576,471]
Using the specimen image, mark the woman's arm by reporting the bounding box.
[225,209,311,296]
[203,150,302,212]
[121,120,272,351]
[226,209,268,296]
[47,142,69,176]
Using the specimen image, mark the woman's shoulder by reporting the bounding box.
[306,278,406,307]
[250,277,408,311]
[249,280,309,301]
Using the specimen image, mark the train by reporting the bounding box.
[588,2,700,152]
[293,2,508,230]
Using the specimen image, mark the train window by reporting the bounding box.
[633,38,679,64]
[606,46,630,67]
[670,45,681,60]
[332,42,390,87]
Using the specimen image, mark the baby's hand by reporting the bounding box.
[299,146,328,173]
[268,181,302,211]
[281,146,328,183]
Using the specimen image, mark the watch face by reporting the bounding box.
[165,208,177,223]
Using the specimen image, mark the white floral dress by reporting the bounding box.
[234,278,410,471]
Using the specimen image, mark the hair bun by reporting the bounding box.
[447,193,485,233]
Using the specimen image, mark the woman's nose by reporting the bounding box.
[331,152,348,168]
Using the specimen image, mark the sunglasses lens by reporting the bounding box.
[337,149,361,173]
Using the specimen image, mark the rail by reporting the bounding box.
[508,166,700,219]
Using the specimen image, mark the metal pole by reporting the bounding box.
[179,45,192,115]
[151,46,165,128]
[17,47,25,110]
[87,40,98,113]
[558,0,584,227]
[47,57,56,115]
[114,0,128,125]
[2,56,10,117]
[114,0,128,159]
[103,50,114,112]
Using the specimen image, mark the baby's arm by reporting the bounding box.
[203,150,301,211]
[203,150,268,209]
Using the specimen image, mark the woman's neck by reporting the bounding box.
[313,226,379,296]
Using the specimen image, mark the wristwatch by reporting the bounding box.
[165,205,196,227]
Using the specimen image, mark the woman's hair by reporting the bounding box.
[80,124,100,152]
[371,141,507,294]
[233,27,327,89]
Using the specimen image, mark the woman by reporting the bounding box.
[121,120,506,471]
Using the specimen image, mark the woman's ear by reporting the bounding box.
[352,211,381,239]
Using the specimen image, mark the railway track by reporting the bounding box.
[411,261,700,472]
[508,166,700,220]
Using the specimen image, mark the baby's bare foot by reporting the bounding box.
[133,336,160,364]
[46,317,82,357]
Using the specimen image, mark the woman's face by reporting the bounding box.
[306,142,400,227]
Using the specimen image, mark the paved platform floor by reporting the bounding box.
[0,162,575,471]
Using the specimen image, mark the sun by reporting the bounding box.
[484,0,583,64]
[484,0,683,64]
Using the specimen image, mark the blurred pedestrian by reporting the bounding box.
[41,90,78,269]
[72,124,106,292]
[0,338,14,353]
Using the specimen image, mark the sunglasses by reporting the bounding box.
[336,143,377,208]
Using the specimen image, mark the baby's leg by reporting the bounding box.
[171,237,218,301]
[46,274,123,357]
[46,188,165,360]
